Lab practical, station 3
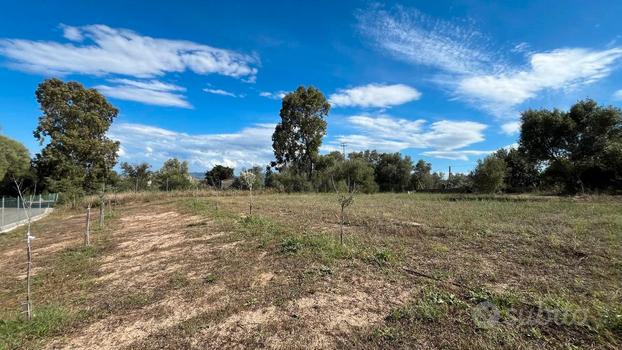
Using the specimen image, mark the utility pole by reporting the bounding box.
[447,166,452,189]
[340,142,347,158]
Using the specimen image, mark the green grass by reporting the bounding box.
[0,305,71,350]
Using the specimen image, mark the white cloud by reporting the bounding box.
[420,150,493,161]
[109,122,275,171]
[95,79,191,108]
[457,48,622,116]
[614,89,622,100]
[259,90,288,100]
[329,114,488,160]
[203,88,238,97]
[357,6,497,75]
[329,83,421,108]
[107,78,185,92]
[501,121,521,135]
[0,24,258,80]
[60,24,83,41]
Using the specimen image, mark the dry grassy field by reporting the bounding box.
[1,192,621,349]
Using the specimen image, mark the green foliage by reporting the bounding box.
[154,158,193,191]
[205,165,234,188]
[520,99,622,192]
[120,162,152,192]
[411,159,446,190]
[446,173,472,191]
[494,148,539,192]
[349,150,413,192]
[0,135,30,182]
[280,236,303,254]
[313,153,378,193]
[203,273,218,284]
[32,78,119,194]
[272,86,330,177]
[374,152,414,192]
[266,167,314,192]
[471,154,507,193]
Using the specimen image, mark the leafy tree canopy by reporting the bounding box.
[272,86,330,177]
[33,78,119,194]
[120,162,152,191]
[520,99,622,192]
[471,154,507,193]
[0,135,30,182]
[155,158,193,191]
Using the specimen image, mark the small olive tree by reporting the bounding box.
[13,178,34,320]
[332,178,355,245]
[240,171,257,215]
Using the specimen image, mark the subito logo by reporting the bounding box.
[471,301,500,329]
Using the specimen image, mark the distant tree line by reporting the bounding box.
[1,79,621,198]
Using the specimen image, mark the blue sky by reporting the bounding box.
[1,0,622,174]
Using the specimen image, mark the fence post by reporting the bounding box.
[1,197,4,228]
[39,194,42,209]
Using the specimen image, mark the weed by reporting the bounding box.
[371,326,401,341]
[367,248,392,267]
[279,237,302,254]
[203,273,218,284]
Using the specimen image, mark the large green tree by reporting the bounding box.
[494,148,539,192]
[520,99,622,192]
[33,78,119,195]
[205,165,234,188]
[0,135,30,182]
[374,153,414,192]
[155,158,193,191]
[471,154,507,193]
[272,86,330,177]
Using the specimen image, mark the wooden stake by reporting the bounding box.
[99,204,104,227]
[85,205,91,246]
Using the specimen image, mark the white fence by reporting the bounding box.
[0,194,58,233]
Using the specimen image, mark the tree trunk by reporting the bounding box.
[249,188,253,216]
[25,235,32,320]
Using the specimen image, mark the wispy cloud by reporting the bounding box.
[420,149,493,161]
[329,83,421,108]
[95,79,190,108]
[457,48,622,116]
[109,122,275,170]
[0,24,258,80]
[614,89,622,100]
[203,88,239,97]
[259,90,288,100]
[357,5,497,75]
[328,114,489,160]
[358,5,622,119]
